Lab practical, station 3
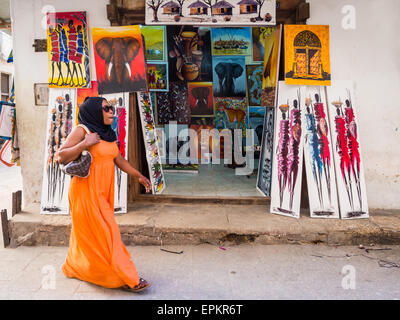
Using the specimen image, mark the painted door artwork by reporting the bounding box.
[137,92,166,195]
[40,89,76,214]
[270,82,304,218]
[145,0,276,26]
[326,81,369,219]
[256,106,274,197]
[302,86,339,218]
[101,93,129,213]
[46,11,90,88]
[92,25,148,94]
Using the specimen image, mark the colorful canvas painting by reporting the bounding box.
[137,92,166,194]
[252,26,276,62]
[76,81,99,124]
[261,25,281,107]
[248,106,265,146]
[147,62,169,91]
[256,106,274,197]
[101,93,129,213]
[166,26,212,83]
[140,25,165,61]
[270,82,304,218]
[214,97,247,131]
[302,86,339,218]
[284,25,331,86]
[40,89,76,214]
[46,11,90,88]
[92,25,147,94]
[211,27,252,56]
[246,64,263,106]
[145,0,276,26]
[188,82,214,117]
[212,55,246,98]
[326,81,369,219]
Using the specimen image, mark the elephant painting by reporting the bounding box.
[212,56,246,98]
[92,26,148,94]
[189,84,213,116]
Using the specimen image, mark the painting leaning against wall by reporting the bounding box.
[40,89,76,214]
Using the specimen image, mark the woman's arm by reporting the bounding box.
[57,127,100,165]
[114,153,152,193]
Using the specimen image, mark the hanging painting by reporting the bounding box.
[284,25,331,86]
[92,25,147,94]
[140,25,165,61]
[302,86,339,218]
[166,26,212,83]
[246,64,263,106]
[212,55,246,98]
[248,106,265,147]
[188,82,214,117]
[147,62,169,91]
[214,97,247,132]
[211,27,252,56]
[137,92,166,194]
[46,11,90,88]
[256,106,274,197]
[326,81,369,219]
[101,92,129,213]
[40,89,76,214]
[252,26,276,62]
[270,82,304,218]
[76,81,99,124]
[145,0,276,26]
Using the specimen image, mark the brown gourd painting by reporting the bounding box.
[92,26,148,94]
[284,25,331,86]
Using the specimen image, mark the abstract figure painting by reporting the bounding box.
[92,25,147,94]
[212,56,246,98]
[270,82,304,218]
[188,82,214,117]
[46,11,90,88]
[140,25,165,61]
[261,25,281,107]
[145,0,276,26]
[102,93,129,213]
[326,81,369,219]
[302,86,339,218]
[211,27,252,56]
[137,92,166,194]
[40,89,76,214]
[246,64,263,106]
[147,62,169,91]
[252,26,276,62]
[285,25,331,86]
[256,106,274,197]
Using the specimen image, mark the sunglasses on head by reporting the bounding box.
[102,105,115,113]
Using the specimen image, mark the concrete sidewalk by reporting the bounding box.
[7,202,400,247]
[0,244,399,300]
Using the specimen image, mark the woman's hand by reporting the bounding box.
[138,175,152,193]
[83,133,100,148]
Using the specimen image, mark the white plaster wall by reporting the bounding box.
[308,0,400,209]
[10,0,109,207]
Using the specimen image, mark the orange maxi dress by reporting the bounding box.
[62,139,140,288]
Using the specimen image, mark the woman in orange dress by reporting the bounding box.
[57,97,152,292]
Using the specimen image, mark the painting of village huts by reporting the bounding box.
[145,0,276,25]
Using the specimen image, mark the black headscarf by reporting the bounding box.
[78,96,116,142]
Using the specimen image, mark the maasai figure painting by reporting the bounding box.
[256,106,274,197]
[270,82,304,218]
[137,92,166,194]
[261,25,281,107]
[284,25,331,86]
[92,25,147,94]
[147,62,169,91]
[140,25,165,61]
[46,11,90,88]
[145,0,276,26]
[101,93,129,213]
[302,86,339,218]
[40,89,76,214]
[326,81,369,219]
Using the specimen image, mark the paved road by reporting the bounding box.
[0,244,399,300]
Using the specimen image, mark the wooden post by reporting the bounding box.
[1,209,10,248]
[12,192,17,217]
[17,190,22,214]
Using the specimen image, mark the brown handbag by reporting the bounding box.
[60,124,92,178]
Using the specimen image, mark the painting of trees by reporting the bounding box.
[147,0,165,22]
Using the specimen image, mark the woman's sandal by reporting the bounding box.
[121,278,150,293]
